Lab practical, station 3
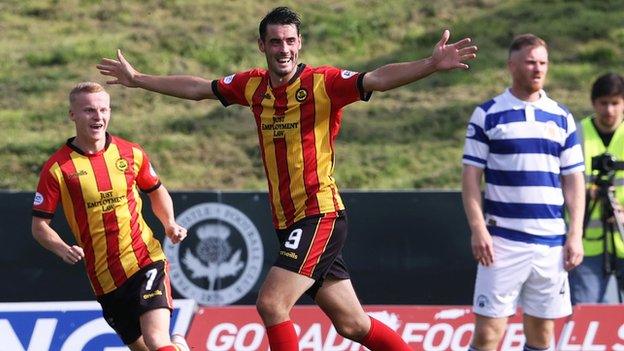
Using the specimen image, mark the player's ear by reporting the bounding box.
[507,58,514,73]
[258,37,266,53]
[507,51,518,72]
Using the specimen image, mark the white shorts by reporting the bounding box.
[473,235,571,319]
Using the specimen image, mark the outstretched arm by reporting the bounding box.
[97,49,216,101]
[363,29,477,92]
[147,185,187,244]
[32,217,84,265]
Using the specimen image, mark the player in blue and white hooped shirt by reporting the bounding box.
[462,34,585,351]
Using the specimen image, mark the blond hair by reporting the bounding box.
[508,34,547,57]
[69,82,107,105]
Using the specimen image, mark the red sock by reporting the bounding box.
[360,316,412,351]
[156,346,177,351]
[266,320,299,351]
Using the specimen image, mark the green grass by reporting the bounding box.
[1,0,623,190]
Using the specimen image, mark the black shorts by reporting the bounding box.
[96,260,173,345]
[274,211,350,297]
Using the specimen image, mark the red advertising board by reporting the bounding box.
[186,305,624,351]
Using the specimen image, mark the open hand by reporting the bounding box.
[432,29,478,71]
[97,49,140,87]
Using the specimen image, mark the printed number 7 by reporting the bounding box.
[285,229,303,250]
[145,268,157,290]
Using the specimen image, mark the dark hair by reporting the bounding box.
[259,7,301,41]
[508,33,547,57]
[591,73,624,102]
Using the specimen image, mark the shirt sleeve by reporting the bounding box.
[462,106,490,168]
[560,113,585,175]
[135,147,161,193]
[212,70,253,107]
[32,164,61,218]
[324,67,372,110]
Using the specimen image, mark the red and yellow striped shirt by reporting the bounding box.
[213,64,370,229]
[32,134,166,296]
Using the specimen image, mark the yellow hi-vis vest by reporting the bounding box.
[581,117,624,258]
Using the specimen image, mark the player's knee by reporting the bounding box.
[256,295,287,321]
[255,295,272,317]
[524,316,554,348]
[333,317,370,341]
[525,330,552,350]
[467,346,495,351]
[527,331,551,346]
[141,332,171,351]
[472,322,504,349]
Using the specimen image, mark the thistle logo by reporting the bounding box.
[165,203,264,306]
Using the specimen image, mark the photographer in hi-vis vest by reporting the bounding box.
[570,73,624,303]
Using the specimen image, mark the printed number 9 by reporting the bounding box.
[285,229,303,250]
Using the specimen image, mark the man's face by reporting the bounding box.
[508,45,548,94]
[258,24,302,78]
[69,91,110,143]
[593,94,624,130]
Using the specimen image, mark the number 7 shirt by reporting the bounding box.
[32,134,166,296]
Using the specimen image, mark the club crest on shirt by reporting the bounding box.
[115,158,129,172]
[295,88,308,102]
[545,120,560,139]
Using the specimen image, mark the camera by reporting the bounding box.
[591,153,624,175]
